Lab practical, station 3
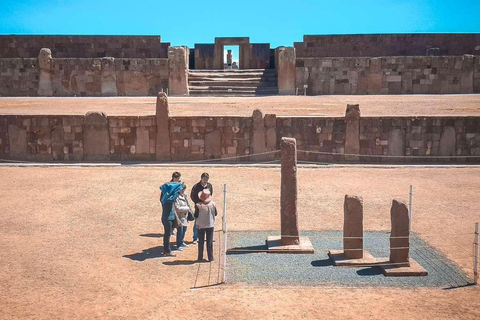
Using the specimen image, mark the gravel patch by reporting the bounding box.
[227,231,473,288]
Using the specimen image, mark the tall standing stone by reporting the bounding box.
[388,128,406,160]
[168,46,189,96]
[265,114,277,161]
[344,195,363,259]
[101,57,118,96]
[251,109,266,161]
[155,92,171,161]
[390,199,410,265]
[275,47,296,95]
[439,126,456,156]
[8,125,27,160]
[345,104,361,161]
[280,137,299,245]
[37,48,53,96]
[83,111,110,161]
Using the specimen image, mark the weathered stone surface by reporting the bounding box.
[205,129,221,159]
[83,111,110,161]
[390,199,410,264]
[135,127,150,154]
[276,47,296,95]
[264,114,277,160]
[51,125,65,160]
[122,72,148,96]
[343,195,363,259]
[439,126,456,156]
[101,57,117,96]
[38,48,52,96]
[8,125,26,159]
[251,109,266,161]
[155,92,170,160]
[281,137,299,245]
[388,128,405,158]
[345,104,360,160]
[168,46,189,96]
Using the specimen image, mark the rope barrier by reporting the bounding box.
[296,149,480,159]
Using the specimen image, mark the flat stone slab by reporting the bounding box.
[328,249,378,266]
[266,236,314,254]
[377,258,428,277]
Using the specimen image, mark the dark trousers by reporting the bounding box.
[197,227,214,261]
[162,218,174,254]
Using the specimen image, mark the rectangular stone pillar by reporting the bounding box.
[280,137,299,245]
[344,195,363,259]
[83,111,110,161]
[275,47,296,95]
[345,104,360,161]
[168,46,189,96]
[155,92,171,161]
[251,109,267,162]
[264,114,277,161]
[101,57,118,96]
[390,199,410,265]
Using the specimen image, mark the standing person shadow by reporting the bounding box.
[139,233,164,238]
[123,246,166,261]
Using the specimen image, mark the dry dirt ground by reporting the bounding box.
[0,165,479,319]
[1,94,480,116]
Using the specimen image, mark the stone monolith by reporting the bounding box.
[38,48,53,96]
[155,92,171,160]
[390,199,410,264]
[280,137,299,245]
[345,104,360,161]
[83,111,110,161]
[344,195,364,259]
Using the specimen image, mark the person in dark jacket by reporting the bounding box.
[190,172,213,244]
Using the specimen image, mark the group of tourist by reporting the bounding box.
[159,172,217,262]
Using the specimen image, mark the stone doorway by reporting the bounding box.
[224,45,239,69]
[214,37,250,69]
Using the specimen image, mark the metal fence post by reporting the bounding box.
[408,185,413,232]
[474,222,478,285]
[223,183,227,283]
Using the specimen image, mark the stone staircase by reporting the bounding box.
[188,69,278,96]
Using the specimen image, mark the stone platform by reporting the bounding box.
[376,258,428,277]
[327,249,378,266]
[266,236,314,254]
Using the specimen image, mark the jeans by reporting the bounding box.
[193,224,198,241]
[198,227,214,261]
[176,226,187,248]
[162,217,174,254]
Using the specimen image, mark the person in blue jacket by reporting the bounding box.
[159,172,183,257]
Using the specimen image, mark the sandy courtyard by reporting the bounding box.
[0,165,479,319]
[1,94,480,116]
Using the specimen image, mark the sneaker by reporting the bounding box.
[192,240,198,244]
[176,247,183,251]
[209,259,215,262]
[181,243,189,247]
[197,258,207,263]
[164,252,176,257]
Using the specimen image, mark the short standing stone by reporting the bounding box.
[83,111,110,161]
[439,126,456,156]
[281,137,299,245]
[390,199,410,264]
[343,195,363,259]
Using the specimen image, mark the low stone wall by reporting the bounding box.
[0,58,39,96]
[1,101,479,163]
[296,55,479,95]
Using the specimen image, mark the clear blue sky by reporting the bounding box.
[0,0,479,47]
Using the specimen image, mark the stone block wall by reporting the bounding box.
[194,44,215,70]
[295,34,480,58]
[170,117,252,161]
[1,108,479,163]
[296,55,479,95]
[0,58,39,96]
[0,57,169,97]
[0,35,169,58]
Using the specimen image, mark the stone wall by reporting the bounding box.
[0,35,169,58]
[0,58,39,96]
[295,34,480,58]
[296,55,479,95]
[1,109,479,163]
[0,57,169,97]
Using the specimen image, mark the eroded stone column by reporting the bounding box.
[344,195,363,259]
[251,109,266,161]
[101,57,118,96]
[275,47,296,95]
[439,126,456,156]
[281,137,299,245]
[390,199,410,265]
[265,114,277,161]
[388,128,406,160]
[155,92,171,161]
[83,111,110,161]
[345,104,361,161]
[168,46,189,96]
[38,48,53,96]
